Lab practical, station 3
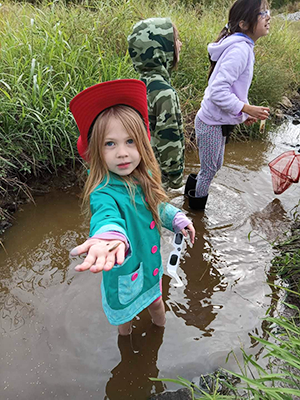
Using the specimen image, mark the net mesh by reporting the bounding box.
[268,150,300,194]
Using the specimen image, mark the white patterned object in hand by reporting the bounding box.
[166,233,184,287]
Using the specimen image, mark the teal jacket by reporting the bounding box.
[90,173,181,325]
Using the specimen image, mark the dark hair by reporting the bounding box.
[208,0,268,80]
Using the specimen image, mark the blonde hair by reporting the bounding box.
[82,105,169,229]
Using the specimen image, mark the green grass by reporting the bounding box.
[150,296,300,399]
[271,202,300,291]
[224,297,300,399]
[0,0,299,199]
[272,249,300,291]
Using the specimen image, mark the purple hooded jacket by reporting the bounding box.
[197,33,255,126]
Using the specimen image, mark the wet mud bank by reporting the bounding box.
[274,93,300,126]
[0,165,82,235]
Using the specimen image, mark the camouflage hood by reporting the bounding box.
[127,17,175,81]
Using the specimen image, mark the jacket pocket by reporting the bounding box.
[118,263,144,305]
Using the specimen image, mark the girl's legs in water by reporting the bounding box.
[118,321,132,336]
[118,287,165,335]
[195,117,226,197]
[118,298,165,335]
[148,297,166,327]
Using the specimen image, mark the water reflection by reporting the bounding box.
[0,190,87,344]
[185,137,273,173]
[164,213,227,335]
[1,293,33,333]
[1,235,83,335]
[1,121,300,399]
[225,138,272,171]
[250,198,291,242]
[105,325,165,399]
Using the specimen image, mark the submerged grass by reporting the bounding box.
[0,0,299,206]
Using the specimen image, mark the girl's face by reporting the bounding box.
[247,7,271,42]
[103,116,141,176]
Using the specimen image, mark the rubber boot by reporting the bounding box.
[184,173,197,197]
[188,189,208,210]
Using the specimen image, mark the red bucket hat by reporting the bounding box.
[70,79,151,160]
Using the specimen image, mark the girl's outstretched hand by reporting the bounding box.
[181,223,195,245]
[70,239,126,273]
[242,104,270,120]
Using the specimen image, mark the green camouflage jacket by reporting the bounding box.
[128,17,185,189]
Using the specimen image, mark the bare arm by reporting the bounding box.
[242,104,270,120]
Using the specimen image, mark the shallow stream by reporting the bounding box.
[1,121,300,399]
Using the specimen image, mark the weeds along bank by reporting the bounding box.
[0,0,299,223]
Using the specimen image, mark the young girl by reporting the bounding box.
[69,79,195,336]
[128,18,185,190]
[187,0,271,210]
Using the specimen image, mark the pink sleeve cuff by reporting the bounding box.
[172,211,192,233]
[90,232,129,251]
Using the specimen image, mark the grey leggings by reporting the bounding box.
[195,116,226,197]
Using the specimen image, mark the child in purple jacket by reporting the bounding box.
[186,0,271,210]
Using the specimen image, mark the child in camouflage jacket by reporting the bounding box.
[128,17,185,189]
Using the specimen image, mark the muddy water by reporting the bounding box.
[1,121,300,400]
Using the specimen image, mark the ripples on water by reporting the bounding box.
[0,122,299,399]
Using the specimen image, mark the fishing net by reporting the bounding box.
[268,150,300,194]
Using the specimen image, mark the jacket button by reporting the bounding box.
[131,273,138,281]
[151,245,158,254]
[150,221,156,229]
[153,268,159,276]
